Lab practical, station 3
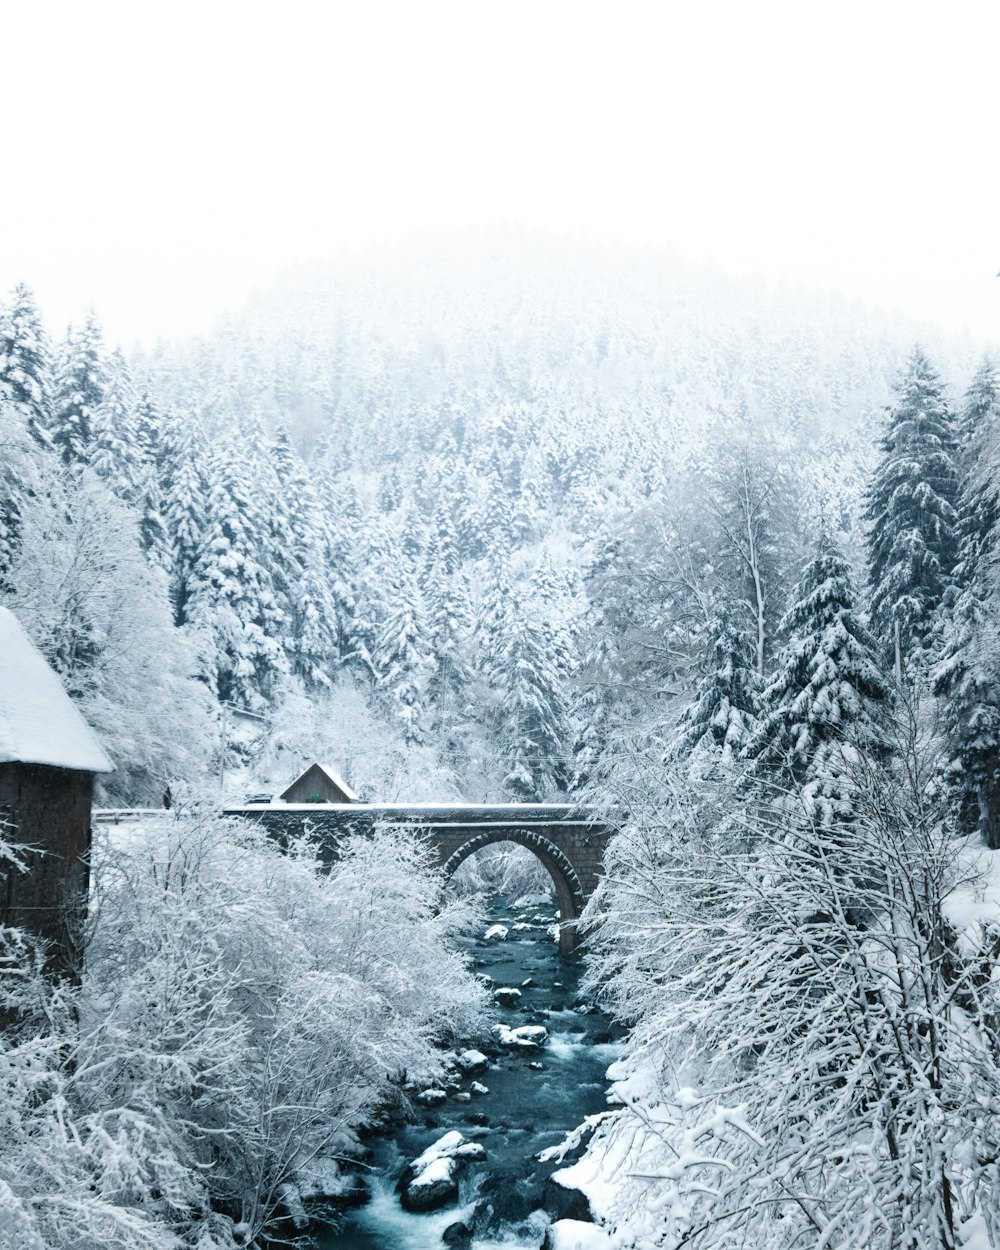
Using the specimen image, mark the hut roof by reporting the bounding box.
[0,608,113,773]
[280,762,357,803]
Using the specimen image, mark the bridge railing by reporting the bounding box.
[93,808,174,825]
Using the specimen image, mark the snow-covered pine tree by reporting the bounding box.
[372,568,433,745]
[122,389,174,571]
[0,286,52,580]
[674,597,759,767]
[865,348,960,679]
[425,496,462,576]
[932,358,1000,844]
[744,535,889,823]
[0,283,53,447]
[424,558,473,730]
[132,388,166,470]
[954,357,1000,590]
[185,442,286,706]
[269,426,341,686]
[529,554,578,674]
[162,413,209,625]
[0,400,36,585]
[50,312,107,466]
[89,352,140,489]
[498,610,572,800]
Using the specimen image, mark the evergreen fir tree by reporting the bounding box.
[954,357,1000,590]
[425,559,473,729]
[569,632,619,793]
[372,569,433,745]
[269,425,341,686]
[162,414,209,626]
[50,312,107,466]
[0,286,52,580]
[424,497,462,576]
[932,358,1000,845]
[865,348,960,678]
[745,537,889,824]
[89,353,140,488]
[132,388,166,470]
[529,553,578,683]
[186,443,287,706]
[675,598,760,765]
[498,612,571,799]
[0,283,53,447]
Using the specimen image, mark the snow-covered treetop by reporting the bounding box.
[0,606,113,773]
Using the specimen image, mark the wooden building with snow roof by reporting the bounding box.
[280,762,357,804]
[0,607,113,979]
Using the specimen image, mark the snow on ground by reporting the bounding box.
[547,1219,619,1250]
[943,843,1000,946]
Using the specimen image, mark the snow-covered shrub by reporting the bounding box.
[569,728,1000,1249]
[0,811,487,1246]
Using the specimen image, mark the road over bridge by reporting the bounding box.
[224,802,610,954]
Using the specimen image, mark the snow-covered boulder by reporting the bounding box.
[399,1131,487,1212]
[470,1080,489,1095]
[415,1087,449,1106]
[493,1023,548,1050]
[402,1156,460,1212]
[494,987,522,1005]
[455,1048,489,1073]
[483,924,508,942]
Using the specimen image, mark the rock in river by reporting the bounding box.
[493,1023,548,1051]
[455,1048,489,1073]
[399,1130,487,1213]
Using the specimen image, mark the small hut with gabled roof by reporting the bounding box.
[0,607,113,980]
[280,762,357,805]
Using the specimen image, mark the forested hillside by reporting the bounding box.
[1,237,989,807]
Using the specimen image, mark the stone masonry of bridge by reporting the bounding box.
[224,802,609,955]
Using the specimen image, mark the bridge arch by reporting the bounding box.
[440,828,587,956]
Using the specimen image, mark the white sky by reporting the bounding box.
[2,0,998,348]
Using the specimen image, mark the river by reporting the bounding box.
[315,893,620,1250]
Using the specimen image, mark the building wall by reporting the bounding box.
[0,763,94,979]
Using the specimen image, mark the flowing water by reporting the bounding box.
[315,895,620,1250]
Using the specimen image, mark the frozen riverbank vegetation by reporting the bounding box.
[0,816,486,1247]
[556,731,1000,1248]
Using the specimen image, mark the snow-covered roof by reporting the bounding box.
[0,607,113,773]
[318,764,357,802]
[279,761,357,803]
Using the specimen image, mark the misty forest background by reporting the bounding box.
[3,236,997,820]
[7,236,1000,1248]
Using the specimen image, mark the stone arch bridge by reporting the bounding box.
[225,802,610,954]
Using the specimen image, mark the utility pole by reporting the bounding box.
[219,701,228,790]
